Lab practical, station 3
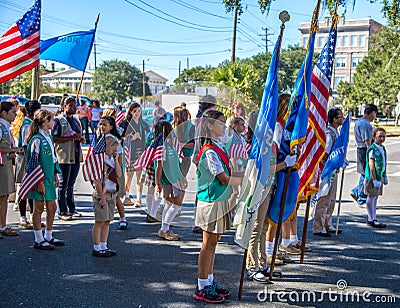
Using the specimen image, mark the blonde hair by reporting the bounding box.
[103,107,116,118]
[105,134,119,148]
[11,106,27,139]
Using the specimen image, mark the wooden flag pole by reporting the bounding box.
[237,249,248,300]
[300,195,312,263]
[269,166,291,280]
[335,168,345,235]
[76,13,100,102]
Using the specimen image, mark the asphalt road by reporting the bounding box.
[1,137,399,307]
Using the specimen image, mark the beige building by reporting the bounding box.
[145,70,168,95]
[40,68,94,93]
[300,17,382,90]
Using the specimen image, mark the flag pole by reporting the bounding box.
[300,195,311,263]
[237,11,289,297]
[76,13,100,102]
[335,168,345,235]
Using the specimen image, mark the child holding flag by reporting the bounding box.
[25,110,63,250]
[364,127,388,228]
[194,110,243,303]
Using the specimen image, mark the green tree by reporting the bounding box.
[93,59,149,104]
[174,66,213,84]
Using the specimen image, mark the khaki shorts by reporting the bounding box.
[93,191,116,222]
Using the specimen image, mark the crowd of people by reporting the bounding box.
[0,94,389,303]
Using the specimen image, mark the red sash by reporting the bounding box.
[198,144,231,175]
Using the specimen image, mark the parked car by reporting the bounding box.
[38,93,91,113]
[0,95,29,106]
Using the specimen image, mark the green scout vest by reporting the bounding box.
[17,118,32,156]
[178,121,194,157]
[160,140,183,185]
[197,143,233,202]
[55,116,83,164]
[0,122,12,162]
[365,143,387,181]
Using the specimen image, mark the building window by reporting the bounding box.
[352,56,362,67]
[336,36,341,47]
[359,35,366,46]
[334,76,345,89]
[342,35,349,46]
[335,57,346,68]
[303,37,307,47]
[318,36,324,47]
[351,35,357,46]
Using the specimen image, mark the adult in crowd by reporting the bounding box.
[90,100,103,135]
[350,104,378,207]
[121,102,150,207]
[16,100,42,229]
[181,102,191,120]
[313,108,345,237]
[52,97,84,220]
[0,100,20,237]
[76,99,90,144]
[153,101,166,118]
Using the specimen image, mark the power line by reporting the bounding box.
[168,0,232,21]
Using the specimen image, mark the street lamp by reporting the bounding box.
[142,58,149,106]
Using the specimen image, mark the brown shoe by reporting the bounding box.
[124,197,134,206]
[266,255,284,265]
[293,240,312,252]
[146,214,160,223]
[134,200,141,208]
[18,220,33,229]
[279,243,300,255]
[0,227,19,236]
[158,229,179,241]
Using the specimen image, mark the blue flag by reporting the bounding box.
[40,29,95,71]
[268,30,316,225]
[234,36,281,249]
[321,114,350,180]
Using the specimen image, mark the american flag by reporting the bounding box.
[0,0,41,83]
[172,132,184,159]
[297,14,338,201]
[82,135,106,181]
[124,139,131,168]
[18,152,45,200]
[85,133,97,159]
[115,111,125,126]
[133,133,164,170]
[229,130,248,159]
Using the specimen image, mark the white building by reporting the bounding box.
[40,68,94,93]
[145,70,168,95]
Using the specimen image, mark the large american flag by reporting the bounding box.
[229,130,248,159]
[115,111,125,126]
[0,0,41,83]
[18,152,45,200]
[297,15,338,201]
[82,135,106,181]
[133,133,164,170]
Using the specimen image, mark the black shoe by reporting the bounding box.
[368,220,387,228]
[193,285,224,303]
[68,212,82,218]
[58,213,73,221]
[260,267,283,278]
[45,237,65,246]
[105,248,117,256]
[192,226,203,234]
[328,229,342,234]
[34,241,54,250]
[118,221,128,230]
[246,270,272,284]
[92,250,112,257]
[211,280,230,298]
[313,232,331,237]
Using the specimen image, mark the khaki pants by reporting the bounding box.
[246,188,274,271]
[313,174,338,233]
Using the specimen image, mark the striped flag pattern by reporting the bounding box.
[172,132,184,159]
[297,14,338,201]
[115,111,125,126]
[133,133,164,170]
[82,136,106,181]
[229,131,248,159]
[124,139,131,168]
[0,0,41,83]
[18,152,45,200]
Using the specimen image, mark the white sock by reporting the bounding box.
[366,196,377,221]
[282,238,292,248]
[120,216,126,222]
[146,194,154,214]
[162,203,172,223]
[266,240,274,256]
[164,205,180,226]
[137,192,142,203]
[208,273,214,284]
[44,230,52,241]
[290,235,299,244]
[34,230,44,243]
[150,196,161,218]
[100,242,107,250]
[93,244,101,251]
[198,278,210,290]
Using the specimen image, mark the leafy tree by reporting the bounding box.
[174,66,213,84]
[93,59,149,104]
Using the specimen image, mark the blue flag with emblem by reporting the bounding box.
[268,25,317,225]
[233,36,281,249]
[40,29,95,71]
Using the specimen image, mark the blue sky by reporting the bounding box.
[0,0,385,84]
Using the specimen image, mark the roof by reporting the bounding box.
[145,70,168,82]
[40,68,94,79]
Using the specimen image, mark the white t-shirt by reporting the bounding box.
[20,118,31,147]
[204,142,225,176]
[104,154,117,191]
[31,129,57,163]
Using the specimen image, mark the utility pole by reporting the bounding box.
[142,59,146,105]
[261,27,269,53]
[94,42,97,70]
[186,57,189,70]
[231,0,239,63]
[178,60,181,77]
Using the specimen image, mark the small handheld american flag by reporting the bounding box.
[133,133,164,170]
[124,139,131,168]
[19,152,45,200]
[115,111,125,126]
[229,131,248,159]
[82,136,106,181]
